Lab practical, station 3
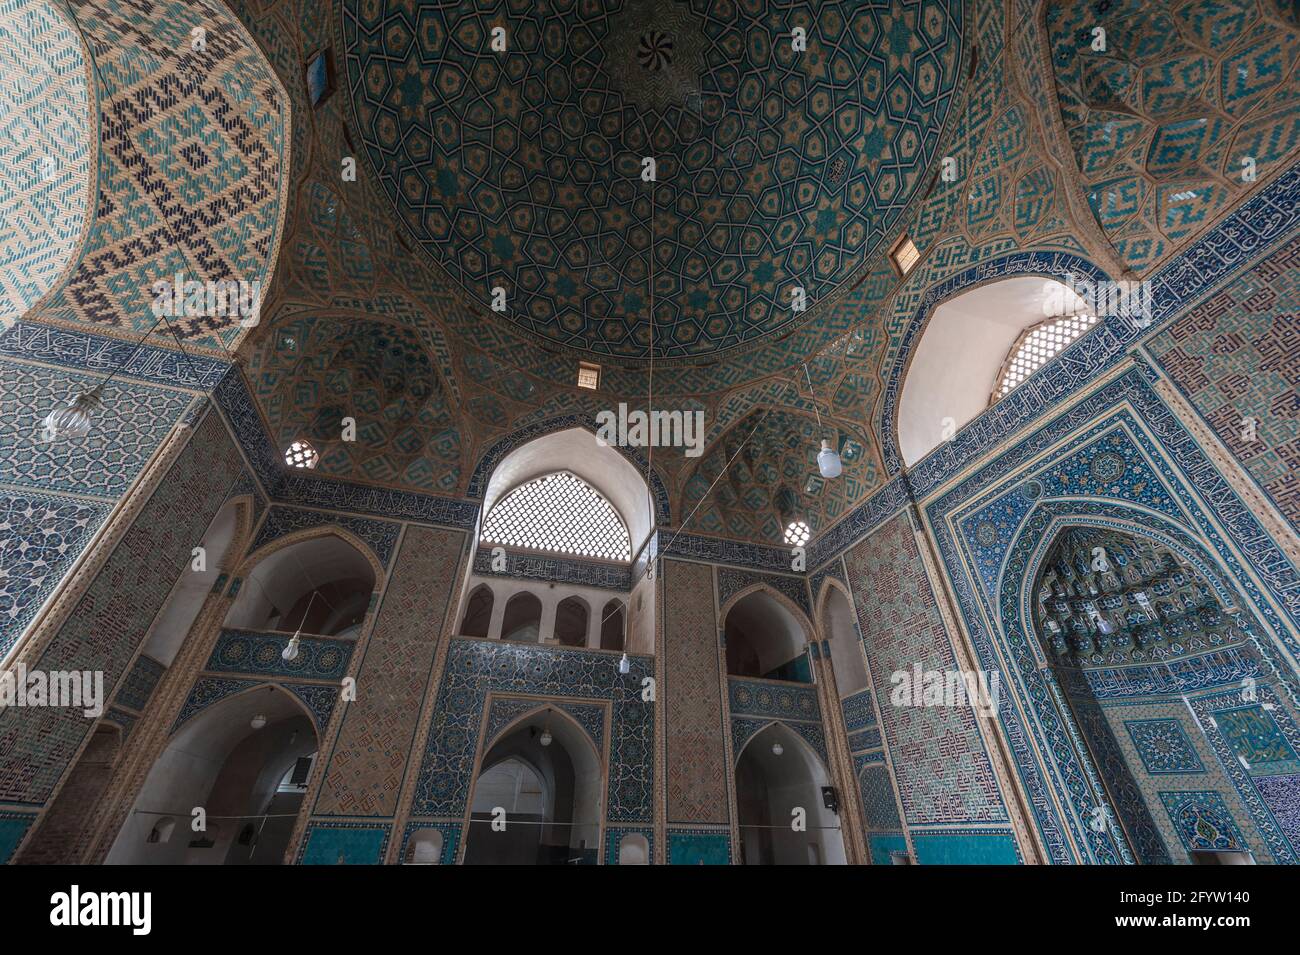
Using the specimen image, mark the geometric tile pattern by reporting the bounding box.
[28,0,288,351]
[297,821,391,865]
[730,715,828,766]
[113,654,165,713]
[0,409,243,804]
[0,358,194,499]
[0,491,109,657]
[342,0,962,359]
[1150,231,1300,533]
[716,567,812,619]
[1048,0,1300,272]
[727,677,820,723]
[1159,790,1247,852]
[842,512,1007,826]
[858,764,903,831]
[251,505,401,568]
[0,0,93,327]
[1212,704,1300,775]
[483,696,607,754]
[409,638,655,824]
[662,559,728,823]
[206,630,355,682]
[314,525,465,817]
[1253,774,1300,853]
[1124,718,1206,774]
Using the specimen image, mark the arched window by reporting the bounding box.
[898,277,1099,466]
[481,471,631,561]
[459,584,494,637]
[600,599,625,652]
[554,596,588,647]
[501,592,543,643]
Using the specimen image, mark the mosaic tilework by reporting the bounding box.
[1150,230,1300,532]
[662,559,727,824]
[0,357,195,499]
[0,322,229,390]
[172,675,338,734]
[315,525,464,817]
[666,828,730,865]
[859,764,902,831]
[728,677,820,723]
[910,829,1020,864]
[247,316,462,493]
[1159,791,1248,852]
[484,696,606,754]
[1253,774,1300,851]
[297,821,390,865]
[207,630,354,682]
[472,546,632,592]
[410,639,654,824]
[683,408,877,544]
[658,530,793,573]
[30,0,289,351]
[1212,704,1300,775]
[868,831,908,864]
[342,0,962,359]
[0,491,109,657]
[716,567,812,619]
[1047,0,1300,272]
[251,505,400,568]
[842,512,1007,826]
[924,364,1300,864]
[112,655,164,713]
[1125,719,1207,774]
[0,0,93,327]
[0,409,243,805]
[0,811,35,864]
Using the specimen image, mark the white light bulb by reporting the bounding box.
[817,439,841,479]
[771,742,784,756]
[539,729,553,747]
[40,388,102,443]
[282,633,301,662]
[250,714,267,730]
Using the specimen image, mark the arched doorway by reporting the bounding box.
[734,723,845,865]
[459,584,494,637]
[107,686,318,865]
[554,595,589,647]
[600,599,626,652]
[463,708,602,865]
[725,590,810,682]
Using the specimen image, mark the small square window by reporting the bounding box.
[305,48,336,108]
[577,361,600,391]
[889,235,920,278]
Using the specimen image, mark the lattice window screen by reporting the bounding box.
[481,471,631,561]
[994,313,1098,401]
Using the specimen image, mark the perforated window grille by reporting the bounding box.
[284,439,319,469]
[994,313,1098,401]
[784,520,811,546]
[481,471,631,561]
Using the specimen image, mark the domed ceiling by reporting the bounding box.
[341,0,963,360]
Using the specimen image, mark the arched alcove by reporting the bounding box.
[478,427,652,558]
[224,535,376,637]
[500,593,543,643]
[735,723,845,865]
[1027,520,1264,865]
[108,686,318,864]
[600,599,626,652]
[554,595,589,647]
[463,709,603,865]
[459,584,494,638]
[617,832,648,865]
[404,828,445,864]
[898,277,1095,466]
[821,585,868,697]
[725,590,810,683]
